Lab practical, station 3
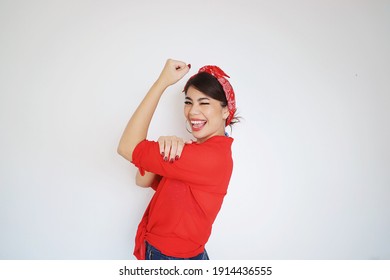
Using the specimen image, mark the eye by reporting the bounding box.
[200,102,210,105]
[184,101,192,105]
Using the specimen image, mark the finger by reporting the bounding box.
[158,137,165,157]
[169,139,179,162]
[173,61,191,73]
[176,65,190,76]
[175,139,185,160]
[163,138,172,162]
[171,60,187,70]
[185,139,196,144]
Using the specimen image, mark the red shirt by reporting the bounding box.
[131,135,234,259]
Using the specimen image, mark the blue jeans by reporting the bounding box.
[145,242,209,260]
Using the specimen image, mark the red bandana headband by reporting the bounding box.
[192,65,236,126]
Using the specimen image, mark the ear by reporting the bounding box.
[222,106,229,120]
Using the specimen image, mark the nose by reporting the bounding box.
[189,103,200,116]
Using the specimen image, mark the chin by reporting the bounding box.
[191,131,207,141]
[193,131,219,143]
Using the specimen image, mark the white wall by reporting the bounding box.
[1,0,389,259]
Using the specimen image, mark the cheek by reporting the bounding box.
[207,106,223,119]
[184,106,189,117]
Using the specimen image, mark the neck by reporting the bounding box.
[195,128,226,143]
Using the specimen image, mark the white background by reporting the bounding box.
[1,0,389,260]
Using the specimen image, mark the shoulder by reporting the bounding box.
[196,136,233,152]
[185,136,233,164]
[197,135,234,146]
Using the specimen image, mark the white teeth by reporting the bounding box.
[191,120,206,125]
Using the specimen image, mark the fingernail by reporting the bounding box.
[169,158,174,163]
[175,155,180,161]
[164,156,168,162]
[188,64,191,69]
[161,152,164,157]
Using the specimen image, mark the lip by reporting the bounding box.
[190,118,207,132]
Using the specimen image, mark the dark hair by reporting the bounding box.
[184,72,239,126]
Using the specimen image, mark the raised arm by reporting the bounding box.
[117,59,190,162]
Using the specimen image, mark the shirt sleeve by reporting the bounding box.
[131,139,231,188]
[150,175,162,191]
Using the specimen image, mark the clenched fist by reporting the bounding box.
[156,59,191,88]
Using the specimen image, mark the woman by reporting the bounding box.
[118,59,238,260]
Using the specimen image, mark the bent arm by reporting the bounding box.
[117,59,190,162]
[117,80,167,161]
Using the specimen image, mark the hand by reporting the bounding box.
[157,59,191,88]
[158,136,195,162]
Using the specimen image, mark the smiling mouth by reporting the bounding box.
[191,120,207,131]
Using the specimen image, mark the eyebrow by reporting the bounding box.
[185,97,210,102]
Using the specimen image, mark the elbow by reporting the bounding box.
[135,171,153,188]
[116,144,125,157]
[135,178,150,188]
[135,173,150,188]
[118,138,144,161]
[117,144,133,162]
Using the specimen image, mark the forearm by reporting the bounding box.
[117,80,168,161]
[118,59,190,162]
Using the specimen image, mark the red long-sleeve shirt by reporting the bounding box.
[131,135,234,259]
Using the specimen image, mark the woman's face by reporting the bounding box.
[184,86,229,143]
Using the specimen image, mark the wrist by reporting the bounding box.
[154,77,170,91]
